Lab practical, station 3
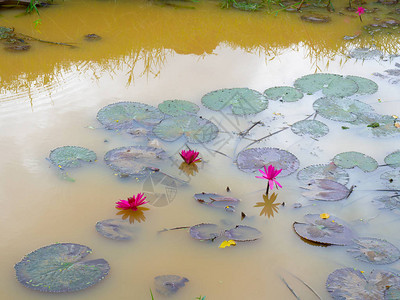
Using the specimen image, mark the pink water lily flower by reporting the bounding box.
[256,165,282,194]
[356,6,365,16]
[115,193,148,211]
[180,150,201,164]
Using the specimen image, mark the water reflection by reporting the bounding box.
[179,161,200,176]
[254,193,281,218]
[116,207,150,224]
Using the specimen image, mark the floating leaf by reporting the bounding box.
[347,238,400,264]
[322,77,358,98]
[224,225,262,242]
[294,73,341,94]
[201,88,268,115]
[293,214,355,245]
[154,275,188,296]
[153,115,218,143]
[320,213,330,219]
[333,151,378,172]
[104,146,167,177]
[386,286,400,300]
[96,219,138,240]
[349,48,383,60]
[366,116,400,137]
[237,147,300,176]
[219,240,236,248]
[297,163,350,185]
[158,100,199,116]
[14,243,110,293]
[263,86,303,102]
[326,268,400,299]
[189,223,221,241]
[49,146,96,169]
[97,102,164,130]
[373,194,400,211]
[381,170,400,190]
[194,193,240,209]
[346,75,378,95]
[291,120,329,138]
[302,179,350,201]
[385,150,400,168]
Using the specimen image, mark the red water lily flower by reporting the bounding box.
[256,165,282,195]
[180,150,201,164]
[115,193,148,211]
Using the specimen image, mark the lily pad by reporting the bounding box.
[194,193,240,209]
[158,100,200,116]
[263,86,303,102]
[322,77,359,98]
[293,214,355,245]
[347,237,400,264]
[381,170,400,190]
[49,146,96,169]
[385,150,400,168]
[326,268,400,299]
[104,146,167,177]
[346,75,378,95]
[313,97,374,122]
[294,73,341,94]
[224,225,262,242]
[373,194,400,211]
[0,26,14,39]
[96,219,138,240]
[153,115,218,143]
[300,14,331,23]
[302,179,351,201]
[97,102,164,130]
[291,120,329,138]
[154,275,188,296]
[386,286,400,300]
[189,223,221,241]
[348,48,383,60]
[14,243,110,293]
[366,116,400,137]
[297,163,350,185]
[333,151,378,172]
[236,147,300,176]
[201,88,268,115]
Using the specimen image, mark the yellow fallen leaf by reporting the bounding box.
[219,240,236,249]
[393,115,398,119]
[395,122,400,128]
[320,213,330,219]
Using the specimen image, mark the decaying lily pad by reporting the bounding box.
[84,34,102,41]
[158,100,199,116]
[236,147,300,176]
[104,146,167,177]
[349,48,383,60]
[201,88,268,115]
[300,14,331,23]
[373,194,400,211]
[224,225,262,242]
[97,102,164,130]
[189,223,221,241]
[326,268,400,299]
[49,146,96,169]
[347,237,400,264]
[96,219,138,240]
[14,243,110,293]
[0,26,14,39]
[386,286,400,300]
[297,163,350,185]
[385,150,400,168]
[293,214,355,245]
[154,275,188,296]
[322,77,359,98]
[291,120,329,138]
[294,73,341,94]
[333,151,378,172]
[346,75,378,95]
[263,86,303,102]
[152,115,218,143]
[381,170,400,190]
[302,179,351,201]
[194,193,240,209]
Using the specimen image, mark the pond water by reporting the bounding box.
[1,0,400,299]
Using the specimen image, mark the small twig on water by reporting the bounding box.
[239,121,263,137]
[346,185,356,198]
[286,271,322,300]
[158,226,190,233]
[280,277,301,300]
[18,33,77,48]
[245,127,290,149]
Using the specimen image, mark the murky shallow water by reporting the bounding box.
[1,0,400,299]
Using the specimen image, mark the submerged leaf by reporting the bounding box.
[263,86,303,102]
[381,170,400,190]
[291,120,329,138]
[49,146,96,169]
[194,193,240,209]
[347,238,400,264]
[373,194,400,211]
[158,100,199,116]
[154,275,188,296]
[302,179,350,201]
[333,151,378,172]
[189,223,221,241]
[297,163,350,185]
[96,219,138,240]
[385,150,400,168]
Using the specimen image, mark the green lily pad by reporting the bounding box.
[322,77,359,98]
[367,117,400,137]
[381,170,400,190]
[346,75,379,95]
[14,243,110,293]
[158,100,200,116]
[189,223,221,241]
[326,268,400,299]
[263,86,303,102]
[154,275,188,296]
[333,151,378,172]
[313,97,374,122]
[49,146,96,169]
[97,102,164,130]
[201,88,268,115]
[373,194,400,211]
[347,238,400,264]
[297,163,350,185]
[96,219,139,240]
[152,115,218,143]
[302,179,351,201]
[385,150,400,168]
[236,147,299,176]
[104,146,167,177]
[294,73,341,94]
[224,225,262,242]
[291,120,329,138]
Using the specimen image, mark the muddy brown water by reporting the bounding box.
[1,0,400,299]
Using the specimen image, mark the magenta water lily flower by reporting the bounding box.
[256,165,282,195]
[180,150,201,164]
[115,193,148,211]
[357,6,365,21]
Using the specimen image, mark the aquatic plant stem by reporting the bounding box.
[280,277,300,300]
[18,33,77,48]
[266,184,270,195]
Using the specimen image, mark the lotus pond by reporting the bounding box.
[1,0,400,299]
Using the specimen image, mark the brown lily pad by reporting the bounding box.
[301,14,331,23]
